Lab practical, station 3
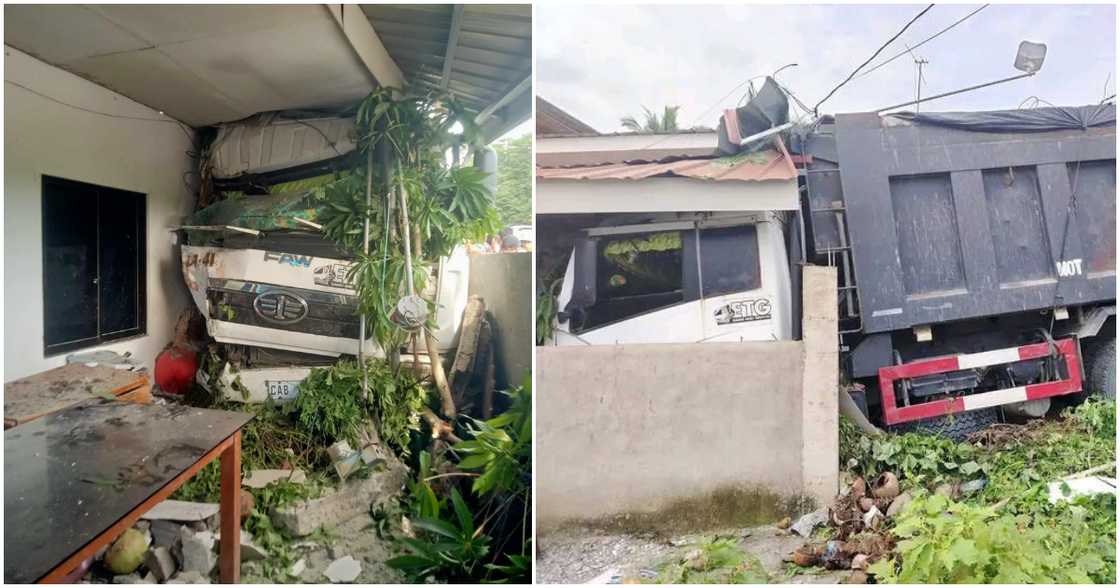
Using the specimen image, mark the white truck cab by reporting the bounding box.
[550,212,792,345]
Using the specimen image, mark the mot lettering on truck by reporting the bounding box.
[714,298,772,324]
[1055,258,1083,277]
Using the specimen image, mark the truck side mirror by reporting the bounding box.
[568,237,598,310]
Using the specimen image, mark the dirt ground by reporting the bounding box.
[535,523,847,584]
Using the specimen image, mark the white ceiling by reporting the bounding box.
[4,5,374,126]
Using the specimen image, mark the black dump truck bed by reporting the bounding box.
[804,105,1116,334]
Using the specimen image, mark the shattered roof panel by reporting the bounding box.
[535,148,797,183]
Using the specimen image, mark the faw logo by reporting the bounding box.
[1056,258,1083,278]
[263,251,312,268]
[714,298,772,325]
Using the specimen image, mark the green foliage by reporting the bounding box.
[621,105,681,133]
[455,380,532,496]
[289,359,427,456]
[387,487,493,582]
[491,133,531,226]
[535,279,562,345]
[314,86,500,353]
[839,416,983,487]
[392,377,533,584]
[868,494,1114,584]
[285,364,367,447]
[652,537,770,584]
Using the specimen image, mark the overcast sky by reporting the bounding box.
[536,3,1116,133]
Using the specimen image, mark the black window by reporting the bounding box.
[581,230,685,330]
[699,225,762,296]
[42,176,146,355]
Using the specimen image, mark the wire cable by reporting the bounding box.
[813,4,936,114]
[854,4,989,80]
[5,79,185,125]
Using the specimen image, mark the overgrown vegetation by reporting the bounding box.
[491,133,531,227]
[388,378,533,583]
[842,399,1117,584]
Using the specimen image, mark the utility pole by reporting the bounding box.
[913,55,929,115]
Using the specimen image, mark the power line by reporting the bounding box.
[813,4,935,114]
[855,4,989,80]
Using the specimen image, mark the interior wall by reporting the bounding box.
[4,47,196,381]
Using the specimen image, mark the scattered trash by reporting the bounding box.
[871,472,899,499]
[776,516,792,530]
[790,508,828,537]
[141,500,219,522]
[851,553,870,570]
[959,479,988,495]
[105,529,147,574]
[584,567,622,584]
[1047,476,1118,504]
[862,506,884,531]
[323,555,362,583]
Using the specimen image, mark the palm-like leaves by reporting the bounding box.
[620,105,682,133]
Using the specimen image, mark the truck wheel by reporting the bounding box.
[893,407,999,441]
[1086,336,1116,400]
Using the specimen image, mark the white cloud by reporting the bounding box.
[537,3,1116,132]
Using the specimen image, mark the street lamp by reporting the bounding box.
[876,41,1048,113]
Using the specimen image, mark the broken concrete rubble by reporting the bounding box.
[143,546,177,582]
[273,457,408,536]
[243,469,305,489]
[327,441,362,481]
[323,556,362,583]
[167,571,209,584]
[178,527,216,576]
[141,501,219,522]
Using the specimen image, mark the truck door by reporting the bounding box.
[699,221,792,342]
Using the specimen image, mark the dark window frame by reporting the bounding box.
[41,175,147,356]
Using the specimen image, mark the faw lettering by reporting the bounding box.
[1055,258,1083,278]
[714,298,773,325]
[263,251,312,268]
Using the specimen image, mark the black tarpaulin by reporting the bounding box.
[717,76,790,155]
[890,104,1115,132]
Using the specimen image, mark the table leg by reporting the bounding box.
[219,431,241,584]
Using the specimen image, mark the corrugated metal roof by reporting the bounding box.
[536,148,798,183]
[361,4,530,115]
[537,97,598,136]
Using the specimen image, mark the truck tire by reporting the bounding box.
[1086,336,1116,400]
[893,407,999,441]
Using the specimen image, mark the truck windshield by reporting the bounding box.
[578,230,685,330]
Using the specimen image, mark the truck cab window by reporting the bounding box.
[581,230,684,330]
[699,225,761,296]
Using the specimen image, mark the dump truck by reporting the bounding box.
[545,103,1116,436]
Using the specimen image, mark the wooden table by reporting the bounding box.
[4,363,152,429]
[4,399,252,583]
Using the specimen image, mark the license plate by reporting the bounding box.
[266,380,301,403]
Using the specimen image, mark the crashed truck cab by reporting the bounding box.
[175,194,471,403]
[542,137,802,345]
[172,112,483,403]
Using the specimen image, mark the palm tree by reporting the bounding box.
[620,105,681,133]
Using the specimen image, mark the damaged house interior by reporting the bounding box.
[3,3,532,584]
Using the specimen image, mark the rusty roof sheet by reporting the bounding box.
[536,147,797,183]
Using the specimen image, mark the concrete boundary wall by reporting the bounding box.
[537,266,838,527]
